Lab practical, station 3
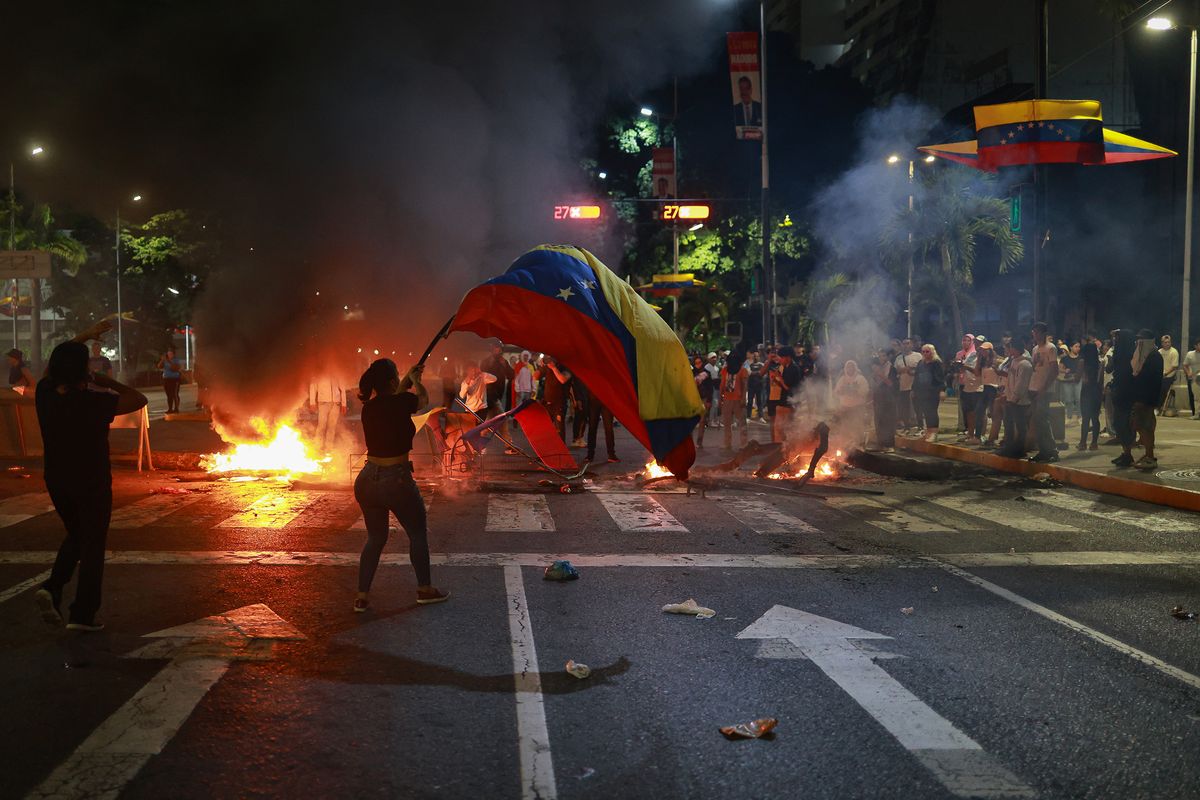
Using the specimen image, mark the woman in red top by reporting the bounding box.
[353,359,448,612]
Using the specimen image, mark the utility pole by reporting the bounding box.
[1032,0,1048,324]
[760,1,774,346]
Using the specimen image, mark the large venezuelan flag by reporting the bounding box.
[450,245,705,478]
[975,100,1104,170]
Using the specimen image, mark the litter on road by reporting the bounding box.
[662,599,716,619]
[543,560,580,581]
[1170,605,1197,621]
[565,660,591,679]
[720,718,778,740]
[901,606,914,615]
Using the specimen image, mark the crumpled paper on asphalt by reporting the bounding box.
[720,717,778,739]
[565,660,591,679]
[662,598,716,619]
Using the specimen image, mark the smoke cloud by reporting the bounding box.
[192,1,733,432]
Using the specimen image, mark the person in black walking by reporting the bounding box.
[354,358,448,612]
[1077,339,1103,451]
[34,321,147,631]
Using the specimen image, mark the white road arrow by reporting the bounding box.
[737,605,1034,799]
[28,604,304,800]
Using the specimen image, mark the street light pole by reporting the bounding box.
[115,207,124,381]
[1182,26,1197,383]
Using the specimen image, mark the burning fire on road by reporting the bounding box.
[200,418,329,480]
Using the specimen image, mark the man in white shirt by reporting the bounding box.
[894,338,922,432]
[1184,338,1200,419]
[1028,322,1059,462]
[308,376,346,454]
[705,352,721,426]
[459,364,497,414]
[1159,334,1180,413]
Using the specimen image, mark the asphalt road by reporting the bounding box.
[1,451,1198,799]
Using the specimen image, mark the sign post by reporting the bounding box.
[0,251,51,373]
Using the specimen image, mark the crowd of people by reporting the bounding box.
[680,324,1188,471]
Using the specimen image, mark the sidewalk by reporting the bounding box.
[897,396,1200,512]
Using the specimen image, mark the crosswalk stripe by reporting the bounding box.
[110,493,207,529]
[215,492,318,528]
[487,494,555,532]
[825,497,959,533]
[718,497,820,534]
[0,492,54,527]
[596,493,688,532]
[1027,490,1196,533]
[923,492,1080,532]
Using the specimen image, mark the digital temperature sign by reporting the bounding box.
[662,204,711,221]
[553,205,601,220]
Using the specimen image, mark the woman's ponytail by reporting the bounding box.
[358,358,399,402]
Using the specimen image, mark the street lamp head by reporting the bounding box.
[30,146,44,156]
[886,154,901,164]
[639,107,654,117]
[1147,16,1175,31]
[924,155,936,163]
[132,194,142,202]
[688,223,704,231]
[167,287,180,295]
[598,171,607,179]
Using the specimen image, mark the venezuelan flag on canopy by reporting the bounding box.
[450,245,705,478]
[920,99,1176,172]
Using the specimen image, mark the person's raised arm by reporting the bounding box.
[401,365,429,408]
[92,373,148,416]
[72,320,113,345]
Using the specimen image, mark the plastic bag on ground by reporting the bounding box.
[720,718,778,739]
[544,560,580,581]
[662,599,716,619]
[565,660,591,679]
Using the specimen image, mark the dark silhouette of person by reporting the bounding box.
[733,75,762,127]
[656,177,674,198]
[34,322,147,631]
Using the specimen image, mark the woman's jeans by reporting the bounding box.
[354,462,430,591]
[973,385,997,438]
[1060,380,1081,417]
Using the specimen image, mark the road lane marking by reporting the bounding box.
[936,561,1200,691]
[825,497,964,533]
[1,550,1198,569]
[717,497,820,534]
[738,606,1033,798]
[1026,490,1196,533]
[0,492,53,527]
[503,565,557,800]
[0,569,50,604]
[110,493,207,529]
[487,495,555,532]
[922,492,1080,532]
[27,604,304,800]
[215,491,317,528]
[596,494,687,532]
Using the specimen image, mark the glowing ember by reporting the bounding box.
[643,459,673,480]
[202,419,327,477]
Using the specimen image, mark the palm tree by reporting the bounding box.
[676,284,732,353]
[3,202,87,273]
[882,169,1023,339]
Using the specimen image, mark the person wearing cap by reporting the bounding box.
[705,352,721,427]
[6,348,34,393]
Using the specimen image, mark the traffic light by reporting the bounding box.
[662,204,710,221]
[553,204,601,220]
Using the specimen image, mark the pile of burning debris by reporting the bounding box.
[637,422,873,497]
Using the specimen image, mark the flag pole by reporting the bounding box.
[418,315,455,367]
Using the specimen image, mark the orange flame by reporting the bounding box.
[201,418,327,477]
[643,459,673,480]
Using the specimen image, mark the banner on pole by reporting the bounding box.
[727,32,762,141]
[652,147,676,198]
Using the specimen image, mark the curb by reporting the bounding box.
[896,436,1200,513]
